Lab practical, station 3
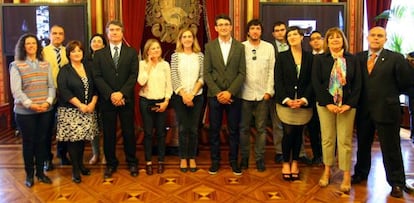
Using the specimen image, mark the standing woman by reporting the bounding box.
[86,33,107,165]
[138,38,172,175]
[275,26,313,181]
[312,27,361,192]
[171,28,204,172]
[10,33,55,187]
[56,40,99,183]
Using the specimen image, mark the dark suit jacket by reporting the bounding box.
[356,49,412,123]
[92,44,138,111]
[57,62,97,108]
[275,50,314,107]
[203,38,246,98]
[312,52,361,108]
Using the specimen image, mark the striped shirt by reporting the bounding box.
[170,52,204,95]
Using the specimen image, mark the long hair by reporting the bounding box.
[175,28,201,53]
[143,38,162,62]
[14,33,43,61]
[323,27,348,53]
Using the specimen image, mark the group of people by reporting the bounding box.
[10,14,414,198]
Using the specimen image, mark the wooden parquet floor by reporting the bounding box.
[0,128,413,203]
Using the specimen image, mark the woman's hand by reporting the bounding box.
[326,104,339,113]
[156,100,169,112]
[337,104,351,114]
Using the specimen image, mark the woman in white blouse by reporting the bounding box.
[171,28,204,172]
[137,38,172,175]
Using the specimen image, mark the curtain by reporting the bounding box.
[121,0,147,128]
[366,0,392,29]
[204,0,230,41]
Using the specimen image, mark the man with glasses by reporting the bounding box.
[239,19,275,172]
[309,30,324,55]
[204,14,246,175]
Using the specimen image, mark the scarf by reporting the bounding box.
[328,49,347,106]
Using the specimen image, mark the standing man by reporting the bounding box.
[352,26,414,198]
[93,20,139,178]
[240,19,275,172]
[309,31,324,55]
[204,14,246,175]
[42,25,70,170]
[307,30,324,165]
[269,21,288,163]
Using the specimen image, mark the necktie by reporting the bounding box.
[113,46,119,68]
[55,47,61,67]
[367,53,377,74]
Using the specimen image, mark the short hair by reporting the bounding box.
[272,21,287,31]
[106,20,124,32]
[323,27,348,52]
[246,19,263,34]
[285,26,304,44]
[50,24,64,32]
[14,33,43,61]
[310,30,323,38]
[65,40,84,61]
[143,38,162,62]
[175,28,201,53]
[215,14,232,25]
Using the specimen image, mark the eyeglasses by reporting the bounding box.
[252,49,257,60]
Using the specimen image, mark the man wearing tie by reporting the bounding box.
[42,25,69,170]
[352,26,414,198]
[93,20,139,179]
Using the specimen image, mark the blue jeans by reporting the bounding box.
[173,95,204,159]
[240,100,269,161]
[16,111,52,177]
[208,96,241,162]
[140,97,167,162]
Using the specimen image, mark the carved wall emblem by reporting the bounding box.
[145,0,202,43]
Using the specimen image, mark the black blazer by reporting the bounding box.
[275,49,314,107]
[92,44,138,111]
[356,49,412,123]
[312,52,361,108]
[57,63,97,108]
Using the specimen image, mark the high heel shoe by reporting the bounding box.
[340,180,351,193]
[291,172,300,181]
[319,172,330,187]
[282,173,291,181]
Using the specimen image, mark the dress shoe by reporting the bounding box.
[129,166,139,177]
[230,161,242,176]
[44,160,54,171]
[80,167,91,176]
[256,159,266,172]
[60,156,71,165]
[37,174,52,184]
[189,167,198,172]
[88,155,99,165]
[157,163,165,174]
[240,158,249,170]
[351,174,367,184]
[274,154,283,164]
[103,167,116,179]
[390,186,404,198]
[208,161,219,175]
[146,164,153,175]
[25,177,34,188]
[72,175,81,183]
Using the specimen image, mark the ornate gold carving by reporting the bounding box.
[146,0,202,43]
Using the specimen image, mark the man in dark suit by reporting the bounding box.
[352,26,414,198]
[204,14,246,175]
[93,20,139,179]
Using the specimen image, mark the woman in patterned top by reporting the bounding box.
[10,33,55,188]
[56,40,99,183]
[171,28,204,172]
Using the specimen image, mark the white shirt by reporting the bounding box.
[276,40,289,52]
[137,60,172,100]
[218,37,232,65]
[109,43,122,58]
[241,40,275,101]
